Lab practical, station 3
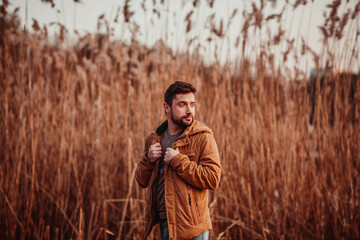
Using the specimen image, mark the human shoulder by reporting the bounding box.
[189,120,214,136]
[144,130,160,150]
[190,121,218,156]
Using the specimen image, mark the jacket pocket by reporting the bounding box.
[187,189,199,225]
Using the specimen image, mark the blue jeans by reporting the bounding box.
[159,219,209,240]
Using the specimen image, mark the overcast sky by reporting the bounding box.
[8,0,359,74]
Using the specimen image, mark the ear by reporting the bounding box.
[163,102,170,114]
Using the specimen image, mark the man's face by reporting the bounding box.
[167,93,196,128]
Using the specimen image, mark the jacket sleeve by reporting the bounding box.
[169,132,221,190]
[135,135,156,188]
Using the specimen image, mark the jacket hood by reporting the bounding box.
[155,120,212,138]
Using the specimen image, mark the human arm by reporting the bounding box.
[135,136,161,188]
[168,133,221,190]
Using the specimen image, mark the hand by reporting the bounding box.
[164,147,179,165]
[147,143,162,162]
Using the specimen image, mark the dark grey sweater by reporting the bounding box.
[155,129,183,219]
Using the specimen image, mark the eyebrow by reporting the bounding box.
[177,101,195,104]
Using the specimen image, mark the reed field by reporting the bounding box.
[1,0,359,239]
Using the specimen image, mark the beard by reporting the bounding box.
[171,110,194,128]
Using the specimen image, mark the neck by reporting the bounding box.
[167,120,184,135]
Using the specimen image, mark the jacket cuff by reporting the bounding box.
[169,153,182,169]
[141,152,155,167]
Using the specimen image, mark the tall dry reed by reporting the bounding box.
[0,0,359,239]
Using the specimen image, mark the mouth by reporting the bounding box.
[184,116,193,121]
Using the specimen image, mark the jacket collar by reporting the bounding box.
[155,120,169,136]
[152,120,212,147]
[154,120,211,138]
[155,120,196,137]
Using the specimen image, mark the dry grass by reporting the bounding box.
[0,0,359,239]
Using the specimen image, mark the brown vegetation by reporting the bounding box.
[0,0,359,239]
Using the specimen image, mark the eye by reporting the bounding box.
[178,103,185,107]
[190,103,195,108]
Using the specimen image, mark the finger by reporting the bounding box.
[151,150,161,154]
[150,144,159,149]
[152,143,161,147]
[153,149,162,154]
[151,144,161,149]
[153,152,162,157]
[154,146,162,151]
[150,148,161,154]
[153,153,162,158]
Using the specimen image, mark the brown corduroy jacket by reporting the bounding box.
[135,120,221,240]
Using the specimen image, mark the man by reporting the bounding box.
[135,81,221,240]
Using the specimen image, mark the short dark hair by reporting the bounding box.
[164,81,196,106]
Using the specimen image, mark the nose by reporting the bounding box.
[186,105,193,114]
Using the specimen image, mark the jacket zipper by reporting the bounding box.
[187,189,199,225]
